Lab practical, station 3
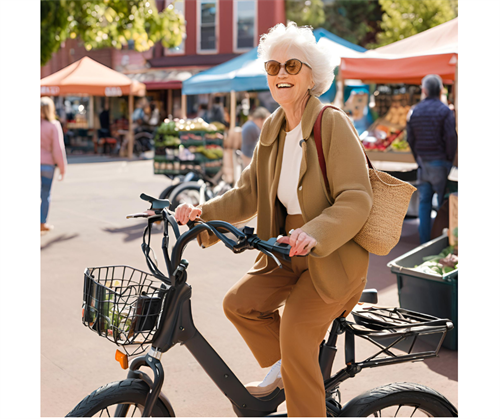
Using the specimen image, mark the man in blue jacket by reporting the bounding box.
[407,74,458,244]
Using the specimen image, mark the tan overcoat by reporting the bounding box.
[198,95,373,304]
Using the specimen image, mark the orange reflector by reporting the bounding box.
[115,349,129,370]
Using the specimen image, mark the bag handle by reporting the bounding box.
[313,105,404,191]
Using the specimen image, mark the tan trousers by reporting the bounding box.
[223,215,363,417]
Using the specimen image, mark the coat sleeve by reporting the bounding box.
[196,141,260,248]
[300,109,373,258]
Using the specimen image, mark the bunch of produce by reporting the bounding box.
[362,125,402,151]
[194,145,223,160]
[175,117,220,132]
[411,245,458,276]
[156,120,178,136]
[154,135,181,148]
[384,105,411,126]
[390,130,411,152]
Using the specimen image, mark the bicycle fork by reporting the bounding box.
[126,348,164,417]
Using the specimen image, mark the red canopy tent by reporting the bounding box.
[340,18,458,85]
[41,56,146,158]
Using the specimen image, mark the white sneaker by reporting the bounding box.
[246,359,283,397]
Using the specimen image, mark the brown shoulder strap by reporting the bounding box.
[313,106,374,196]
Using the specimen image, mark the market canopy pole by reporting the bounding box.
[181,94,187,119]
[230,90,236,130]
[128,94,134,159]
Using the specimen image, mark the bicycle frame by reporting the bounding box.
[123,209,452,417]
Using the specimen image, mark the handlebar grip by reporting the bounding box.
[126,213,150,219]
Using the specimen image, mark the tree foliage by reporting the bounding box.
[285,0,326,28]
[377,0,457,47]
[322,0,383,48]
[41,0,185,66]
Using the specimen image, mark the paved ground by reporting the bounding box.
[41,158,457,417]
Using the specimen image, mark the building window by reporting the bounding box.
[234,0,256,51]
[164,0,186,55]
[198,0,217,53]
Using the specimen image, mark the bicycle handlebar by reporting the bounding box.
[130,194,296,286]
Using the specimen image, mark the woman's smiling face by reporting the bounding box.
[267,45,314,108]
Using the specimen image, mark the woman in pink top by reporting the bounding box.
[41,97,67,232]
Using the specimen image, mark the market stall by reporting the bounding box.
[340,18,458,166]
[41,56,146,158]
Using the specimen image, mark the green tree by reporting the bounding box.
[41,0,185,66]
[377,0,457,47]
[322,0,383,48]
[285,0,326,28]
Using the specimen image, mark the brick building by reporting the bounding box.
[41,0,286,120]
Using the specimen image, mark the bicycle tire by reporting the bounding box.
[168,182,211,210]
[66,379,173,417]
[159,184,178,200]
[339,382,457,417]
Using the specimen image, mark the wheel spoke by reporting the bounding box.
[394,404,402,417]
[410,405,419,417]
[131,404,138,417]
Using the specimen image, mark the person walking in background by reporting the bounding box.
[208,96,229,127]
[197,103,209,121]
[41,97,67,233]
[407,74,458,244]
[240,107,271,167]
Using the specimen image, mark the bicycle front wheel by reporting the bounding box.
[66,379,173,417]
[339,382,457,417]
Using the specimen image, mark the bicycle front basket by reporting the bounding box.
[82,266,170,356]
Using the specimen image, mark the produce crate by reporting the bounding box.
[154,129,224,177]
[387,234,458,350]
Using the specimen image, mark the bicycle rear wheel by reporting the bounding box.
[66,379,173,417]
[339,382,457,417]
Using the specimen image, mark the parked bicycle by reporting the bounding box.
[161,149,246,211]
[67,193,458,417]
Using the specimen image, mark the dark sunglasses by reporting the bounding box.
[264,59,312,76]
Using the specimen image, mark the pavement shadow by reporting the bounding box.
[412,339,458,382]
[41,233,79,251]
[102,223,162,242]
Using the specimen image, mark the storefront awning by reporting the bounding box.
[126,68,206,91]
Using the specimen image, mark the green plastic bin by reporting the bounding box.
[387,234,458,350]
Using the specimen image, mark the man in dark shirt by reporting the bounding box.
[407,74,458,243]
[241,107,271,167]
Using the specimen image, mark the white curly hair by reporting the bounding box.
[257,22,335,97]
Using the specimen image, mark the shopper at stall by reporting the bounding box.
[208,96,229,127]
[41,96,67,233]
[172,22,373,417]
[240,107,271,167]
[407,74,457,244]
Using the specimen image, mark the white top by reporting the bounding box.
[277,121,303,215]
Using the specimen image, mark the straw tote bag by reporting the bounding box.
[313,106,417,256]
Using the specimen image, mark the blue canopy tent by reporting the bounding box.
[182,28,366,103]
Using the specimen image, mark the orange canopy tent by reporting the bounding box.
[41,56,146,158]
[340,18,458,85]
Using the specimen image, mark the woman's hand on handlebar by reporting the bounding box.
[175,203,202,225]
[277,228,317,257]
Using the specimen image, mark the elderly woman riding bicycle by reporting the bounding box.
[175,22,373,417]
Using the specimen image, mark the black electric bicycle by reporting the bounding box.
[67,193,458,417]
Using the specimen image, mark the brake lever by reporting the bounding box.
[260,248,283,269]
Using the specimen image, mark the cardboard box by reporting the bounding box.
[448,193,458,246]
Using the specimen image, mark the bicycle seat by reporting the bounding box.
[140,193,172,211]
